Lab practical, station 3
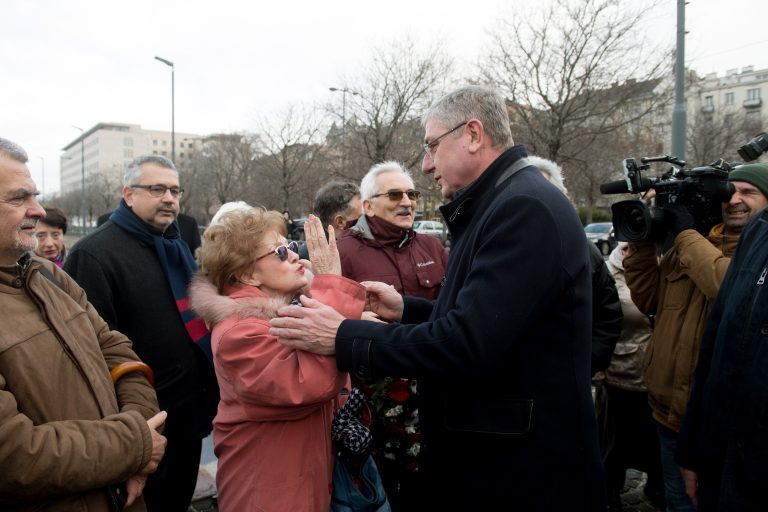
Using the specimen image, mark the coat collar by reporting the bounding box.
[348,214,414,248]
[439,145,529,235]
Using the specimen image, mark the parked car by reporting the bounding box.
[584,222,617,256]
[413,220,450,245]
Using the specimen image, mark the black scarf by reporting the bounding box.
[110,201,212,361]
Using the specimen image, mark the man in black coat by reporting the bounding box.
[65,155,219,512]
[271,86,606,510]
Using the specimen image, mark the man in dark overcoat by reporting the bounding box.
[270,85,606,510]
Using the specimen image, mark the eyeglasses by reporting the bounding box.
[423,122,467,159]
[130,184,184,198]
[254,240,300,262]
[369,189,421,201]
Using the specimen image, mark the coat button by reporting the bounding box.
[12,277,22,288]
[761,324,768,336]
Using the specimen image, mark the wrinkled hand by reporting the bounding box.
[269,295,344,354]
[124,474,147,508]
[141,411,167,475]
[305,214,341,275]
[361,281,404,322]
[681,468,699,507]
[664,203,695,236]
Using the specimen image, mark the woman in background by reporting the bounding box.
[34,206,68,266]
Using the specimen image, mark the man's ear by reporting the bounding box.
[465,119,484,153]
[122,186,134,207]
[333,213,346,231]
[363,199,375,217]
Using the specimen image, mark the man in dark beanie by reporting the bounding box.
[676,162,768,511]
[624,162,768,512]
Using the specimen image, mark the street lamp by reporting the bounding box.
[72,125,86,234]
[37,156,45,199]
[154,56,175,163]
[329,87,360,173]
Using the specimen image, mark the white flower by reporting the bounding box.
[405,426,417,435]
[406,442,421,457]
[385,405,404,417]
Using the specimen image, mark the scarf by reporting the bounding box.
[110,201,212,361]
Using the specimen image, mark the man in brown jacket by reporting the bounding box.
[0,137,166,512]
[624,166,768,512]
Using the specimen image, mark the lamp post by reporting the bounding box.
[329,87,359,173]
[72,125,86,234]
[37,156,45,199]
[154,56,175,163]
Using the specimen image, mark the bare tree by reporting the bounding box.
[252,105,328,215]
[330,38,453,182]
[687,108,763,166]
[483,0,671,213]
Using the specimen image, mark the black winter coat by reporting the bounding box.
[589,241,623,375]
[335,146,606,510]
[677,209,768,509]
[64,220,219,441]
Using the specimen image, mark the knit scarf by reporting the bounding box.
[110,201,212,361]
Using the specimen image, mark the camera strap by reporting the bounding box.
[495,157,533,188]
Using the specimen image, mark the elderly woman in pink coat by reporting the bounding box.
[190,209,365,511]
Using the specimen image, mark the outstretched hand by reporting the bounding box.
[305,214,341,275]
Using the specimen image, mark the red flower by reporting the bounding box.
[387,379,412,402]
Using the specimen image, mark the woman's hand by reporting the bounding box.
[305,214,341,275]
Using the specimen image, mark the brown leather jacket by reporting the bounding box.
[624,224,739,431]
[0,255,159,511]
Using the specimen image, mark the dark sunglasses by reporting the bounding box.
[370,189,421,201]
[255,240,300,262]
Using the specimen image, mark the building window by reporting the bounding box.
[725,92,734,105]
[153,150,158,155]
[161,151,167,156]
[704,96,714,107]
[124,149,133,158]
[162,140,167,146]
[179,152,185,159]
[747,88,761,100]
[153,140,158,146]
[180,142,185,148]
[124,137,133,147]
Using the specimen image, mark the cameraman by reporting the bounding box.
[623,163,768,512]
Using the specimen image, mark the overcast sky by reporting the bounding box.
[1,0,765,195]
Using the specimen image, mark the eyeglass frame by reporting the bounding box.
[422,121,467,159]
[254,240,300,263]
[130,184,184,198]
[369,189,421,202]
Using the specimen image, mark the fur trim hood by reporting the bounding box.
[188,274,290,327]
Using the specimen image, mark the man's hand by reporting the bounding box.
[305,214,341,276]
[361,281,404,322]
[664,204,695,236]
[269,295,344,354]
[141,411,167,475]
[124,474,147,508]
[681,468,699,507]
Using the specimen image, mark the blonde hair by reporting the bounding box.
[198,207,286,293]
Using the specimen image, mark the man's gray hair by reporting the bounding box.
[123,155,177,186]
[0,137,29,163]
[314,181,361,228]
[528,155,568,196]
[422,85,514,150]
[360,161,414,200]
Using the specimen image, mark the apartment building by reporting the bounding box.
[60,122,201,194]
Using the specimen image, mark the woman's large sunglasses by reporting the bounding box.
[255,240,300,262]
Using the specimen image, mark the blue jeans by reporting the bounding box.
[656,422,696,512]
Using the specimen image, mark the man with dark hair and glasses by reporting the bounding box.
[65,155,219,512]
[334,161,447,510]
[271,86,605,510]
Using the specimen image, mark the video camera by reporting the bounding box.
[599,132,768,242]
